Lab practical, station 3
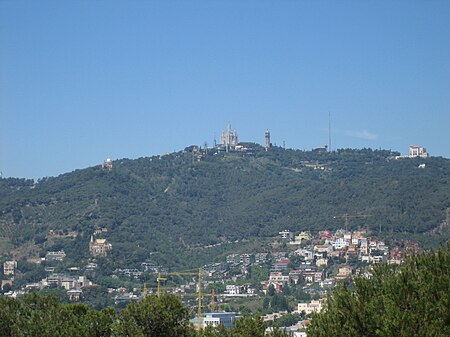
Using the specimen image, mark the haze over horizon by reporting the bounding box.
[1,1,449,180]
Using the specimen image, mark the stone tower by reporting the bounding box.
[265,129,271,151]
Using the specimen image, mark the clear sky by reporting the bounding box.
[1,0,449,180]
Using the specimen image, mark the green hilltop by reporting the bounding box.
[1,145,449,269]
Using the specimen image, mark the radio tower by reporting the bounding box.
[328,111,332,152]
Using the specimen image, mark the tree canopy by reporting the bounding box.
[307,246,450,337]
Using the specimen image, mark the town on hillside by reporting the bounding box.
[1,225,421,335]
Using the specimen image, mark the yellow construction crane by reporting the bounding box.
[210,288,215,312]
[156,273,168,297]
[156,269,204,329]
[197,269,202,328]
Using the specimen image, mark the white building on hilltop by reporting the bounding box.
[409,145,429,158]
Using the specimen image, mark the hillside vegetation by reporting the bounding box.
[0,146,449,268]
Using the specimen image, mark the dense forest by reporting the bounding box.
[0,146,449,269]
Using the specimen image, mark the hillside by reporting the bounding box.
[1,145,449,269]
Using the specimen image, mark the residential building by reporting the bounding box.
[269,272,290,283]
[336,266,353,279]
[279,230,293,240]
[225,284,255,295]
[333,238,348,250]
[255,253,268,264]
[273,259,290,271]
[295,248,314,261]
[203,312,237,329]
[262,272,290,294]
[45,250,66,261]
[67,289,82,301]
[240,254,255,264]
[313,244,333,255]
[297,300,323,315]
[315,258,328,267]
[42,274,91,290]
[295,231,311,242]
[226,254,240,265]
[3,260,17,276]
[1,280,13,290]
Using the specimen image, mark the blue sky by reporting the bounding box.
[1,1,449,179]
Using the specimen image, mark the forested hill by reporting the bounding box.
[1,145,449,268]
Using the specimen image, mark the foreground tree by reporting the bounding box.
[307,246,450,337]
[0,293,114,337]
[114,294,196,337]
[232,315,267,337]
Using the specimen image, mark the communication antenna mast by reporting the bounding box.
[328,111,332,152]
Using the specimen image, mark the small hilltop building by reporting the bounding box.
[102,158,113,171]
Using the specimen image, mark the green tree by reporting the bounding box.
[232,315,267,337]
[270,294,290,312]
[198,324,231,337]
[268,284,275,296]
[0,293,114,337]
[266,327,294,337]
[82,285,113,309]
[307,247,450,337]
[0,296,21,336]
[273,313,303,328]
[114,294,196,337]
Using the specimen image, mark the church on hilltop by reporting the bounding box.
[220,123,239,152]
